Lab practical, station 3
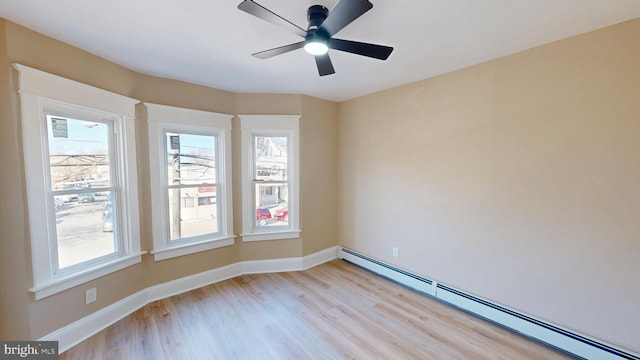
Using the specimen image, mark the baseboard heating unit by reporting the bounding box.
[338,247,639,360]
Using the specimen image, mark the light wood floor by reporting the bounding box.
[60,260,572,359]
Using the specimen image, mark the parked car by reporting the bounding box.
[78,192,95,203]
[256,208,272,226]
[54,198,64,210]
[102,193,113,232]
[59,185,81,202]
[59,194,76,203]
[103,193,112,213]
[274,208,288,222]
[102,207,113,232]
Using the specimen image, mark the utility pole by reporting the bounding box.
[170,136,181,240]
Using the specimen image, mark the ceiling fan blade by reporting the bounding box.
[252,42,305,59]
[319,0,373,37]
[329,38,393,60]
[315,54,335,76]
[238,0,307,38]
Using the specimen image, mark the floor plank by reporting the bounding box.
[59,260,572,359]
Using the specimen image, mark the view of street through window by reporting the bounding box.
[48,115,116,269]
[55,192,114,268]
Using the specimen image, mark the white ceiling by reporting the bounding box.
[1,0,640,102]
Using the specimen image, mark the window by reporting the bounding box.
[48,116,117,269]
[239,115,300,241]
[147,103,234,261]
[14,64,142,300]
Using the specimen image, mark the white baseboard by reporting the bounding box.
[40,290,147,353]
[240,257,302,275]
[338,247,640,360]
[146,262,242,303]
[41,246,339,353]
[303,246,340,269]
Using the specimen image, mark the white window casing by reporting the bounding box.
[146,103,234,261]
[14,64,143,300]
[238,115,301,241]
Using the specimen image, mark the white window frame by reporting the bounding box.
[146,103,234,261]
[14,64,143,300]
[239,115,301,241]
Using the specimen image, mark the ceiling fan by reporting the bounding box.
[237,0,394,76]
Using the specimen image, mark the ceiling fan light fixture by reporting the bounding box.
[304,40,329,55]
[238,0,393,76]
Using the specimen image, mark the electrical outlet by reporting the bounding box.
[85,287,97,304]
[392,247,399,257]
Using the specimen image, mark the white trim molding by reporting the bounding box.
[238,114,301,242]
[28,252,147,301]
[41,246,339,353]
[14,63,143,300]
[146,103,235,261]
[303,246,341,269]
[13,64,138,116]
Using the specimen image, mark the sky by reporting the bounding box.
[47,115,109,155]
[47,115,216,158]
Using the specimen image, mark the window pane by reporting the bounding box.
[255,136,287,181]
[254,183,288,227]
[168,186,218,240]
[54,193,115,269]
[48,116,111,190]
[167,133,216,185]
[47,116,116,269]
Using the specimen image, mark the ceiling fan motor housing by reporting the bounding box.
[307,5,329,32]
[306,4,330,48]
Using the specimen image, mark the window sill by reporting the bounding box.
[28,252,146,301]
[241,229,301,242]
[151,236,235,261]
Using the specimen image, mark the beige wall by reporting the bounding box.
[300,96,339,255]
[0,20,338,340]
[0,19,31,340]
[338,19,640,352]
